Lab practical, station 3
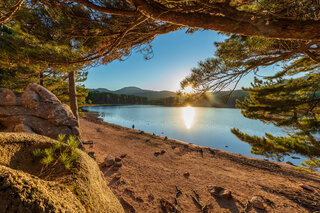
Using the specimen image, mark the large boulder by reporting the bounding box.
[0,88,16,106]
[0,83,79,139]
[0,133,124,213]
[25,83,61,104]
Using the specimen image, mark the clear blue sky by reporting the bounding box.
[84,29,267,92]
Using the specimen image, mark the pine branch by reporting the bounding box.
[0,0,24,24]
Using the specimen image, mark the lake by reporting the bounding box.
[83,105,305,165]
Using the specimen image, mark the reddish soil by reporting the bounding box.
[80,113,320,213]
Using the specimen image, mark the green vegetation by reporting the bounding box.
[2,0,320,172]
[87,91,148,105]
[182,34,320,170]
[33,134,80,178]
[3,0,319,41]
[232,75,320,171]
[180,90,249,108]
[2,0,319,115]
[86,90,248,107]
[0,67,89,106]
[0,5,90,113]
[87,90,178,106]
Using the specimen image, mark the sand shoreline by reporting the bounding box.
[80,112,320,212]
[81,112,300,171]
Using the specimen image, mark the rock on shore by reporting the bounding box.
[0,83,79,139]
[0,133,124,213]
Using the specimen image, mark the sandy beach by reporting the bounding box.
[80,112,320,212]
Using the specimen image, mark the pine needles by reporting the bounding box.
[32,134,80,179]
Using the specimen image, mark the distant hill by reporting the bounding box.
[113,86,143,94]
[87,87,249,107]
[89,88,112,93]
[89,86,176,99]
[86,91,148,105]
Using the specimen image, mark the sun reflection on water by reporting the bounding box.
[182,106,195,129]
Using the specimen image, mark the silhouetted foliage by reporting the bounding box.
[87,90,248,107]
[232,74,320,171]
[3,0,320,42]
[182,35,320,170]
[87,91,148,105]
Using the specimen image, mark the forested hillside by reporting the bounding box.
[86,90,249,107]
[87,91,148,105]
[90,87,176,99]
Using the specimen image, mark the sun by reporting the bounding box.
[182,85,193,94]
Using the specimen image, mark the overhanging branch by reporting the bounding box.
[0,0,24,24]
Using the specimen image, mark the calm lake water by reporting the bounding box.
[83,105,305,165]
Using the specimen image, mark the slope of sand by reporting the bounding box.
[80,113,320,212]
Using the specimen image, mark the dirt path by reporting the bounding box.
[80,113,320,213]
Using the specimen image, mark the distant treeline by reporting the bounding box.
[86,90,249,108]
[195,90,249,108]
[87,91,148,104]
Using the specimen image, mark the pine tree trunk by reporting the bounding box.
[68,71,83,147]
[68,71,79,120]
[39,71,44,86]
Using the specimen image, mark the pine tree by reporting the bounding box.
[3,0,320,41]
[181,35,319,93]
[182,35,320,170]
[0,8,90,117]
[232,73,320,170]
[1,1,179,118]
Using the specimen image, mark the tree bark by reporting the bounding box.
[304,50,320,63]
[132,0,320,41]
[0,0,24,24]
[71,0,320,41]
[68,71,79,120]
[39,71,44,86]
[68,71,83,147]
[68,0,137,17]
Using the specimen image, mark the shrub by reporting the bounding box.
[32,134,80,178]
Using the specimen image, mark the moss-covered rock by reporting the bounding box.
[0,133,124,213]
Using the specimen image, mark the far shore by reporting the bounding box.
[80,112,320,212]
[81,103,237,108]
[81,104,130,107]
